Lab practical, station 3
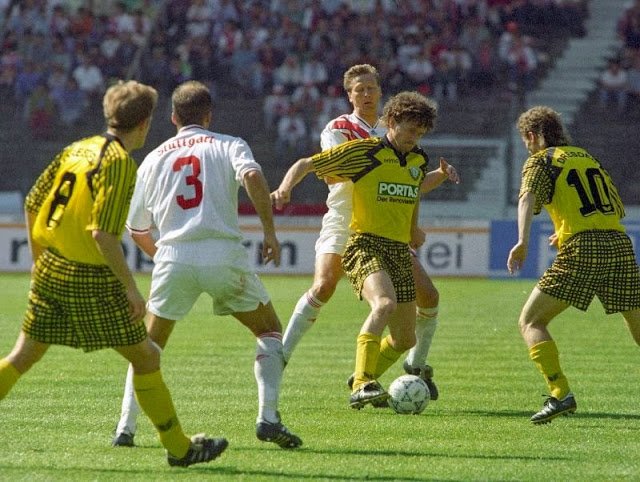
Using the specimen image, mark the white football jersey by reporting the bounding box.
[127,125,262,264]
[320,113,386,220]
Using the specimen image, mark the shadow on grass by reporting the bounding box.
[459,409,640,421]
[0,463,498,481]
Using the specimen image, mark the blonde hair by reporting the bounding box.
[103,80,158,131]
[343,64,380,92]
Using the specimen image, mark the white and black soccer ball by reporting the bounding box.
[387,374,430,414]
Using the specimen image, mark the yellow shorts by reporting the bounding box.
[23,249,147,352]
[342,233,415,302]
[538,230,640,313]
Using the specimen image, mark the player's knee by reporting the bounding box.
[391,333,416,352]
[311,277,339,301]
[372,297,397,319]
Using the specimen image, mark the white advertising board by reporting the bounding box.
[0,222,490,276]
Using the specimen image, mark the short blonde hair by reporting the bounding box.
[343,64,380,92]
[103,80,158,131]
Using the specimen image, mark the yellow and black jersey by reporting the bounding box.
[519,145,626,247]
[25,134,137,264]
[312,136,428,243]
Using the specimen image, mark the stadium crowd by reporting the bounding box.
[0,0,590,146]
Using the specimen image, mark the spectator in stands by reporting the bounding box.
[186,0,213,39]
[72,53,106,104]
[626,53,640,110]
[25,82,55,140]
[598,58,628,114]
[275,105,308,161]
[14,60,44,113]
[273,53,303,95]
[506,35,538,94]
[52,77,87,127]
[405,45,435,95]
[50,35,73,73]
[230,37,260,97]
[263,84,290,129]
[301,54,329,91]
[113,31,138,79]
[188,39,221,99]
[46,63,67,98]
[432,54,458,103]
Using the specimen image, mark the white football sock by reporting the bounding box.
[116,363,140,435]
[255,332,284,424]
[405,306,438,368]
[282,291,324,362]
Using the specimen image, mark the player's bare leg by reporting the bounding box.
[282,253,342,362]
[403,256,440,399]
[0,332,49,399]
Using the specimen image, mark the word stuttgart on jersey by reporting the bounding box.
[377,182,418,204]
[155,135,216,154]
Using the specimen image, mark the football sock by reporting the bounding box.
[353,332,381,391]
[133,370,190,458]
[374,335,404,377]
[116,341,162,436]
[404,306,438,368]
[255,332,284,424]
[0,358,21,400]
[529,340,570,399]
[116,363,140,435]
[282,291,324,362]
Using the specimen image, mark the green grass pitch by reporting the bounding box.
[0,273,638,481]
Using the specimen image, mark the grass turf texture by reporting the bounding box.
[0,273,638,481]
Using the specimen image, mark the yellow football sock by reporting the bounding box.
[374,335,404,378]
[353,332,381,391]
[0,358,21,400]
[133,370,190,458]
[529,340,570,399]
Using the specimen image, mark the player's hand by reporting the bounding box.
[507,242,528,275]
[410,226,426,249]
[439,157,460,184]
[126,286,146,323]
[548,233,559,248]
[270,189,290,211]
[262,232,281,267]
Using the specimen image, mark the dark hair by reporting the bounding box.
[380,91,438,132]
[171,81,212,126]
[517,106,571,146]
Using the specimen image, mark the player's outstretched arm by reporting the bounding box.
[270,157,315,210]
[421,157,460,193]
[245,169,281,267]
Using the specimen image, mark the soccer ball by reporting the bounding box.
[387,374,430,414]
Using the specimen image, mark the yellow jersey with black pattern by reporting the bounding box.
[312,136,428,243]
[519,145,625,247]
[26,134,137,264]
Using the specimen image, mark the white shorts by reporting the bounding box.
[315,210,350,256]
[148,261,271,320]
